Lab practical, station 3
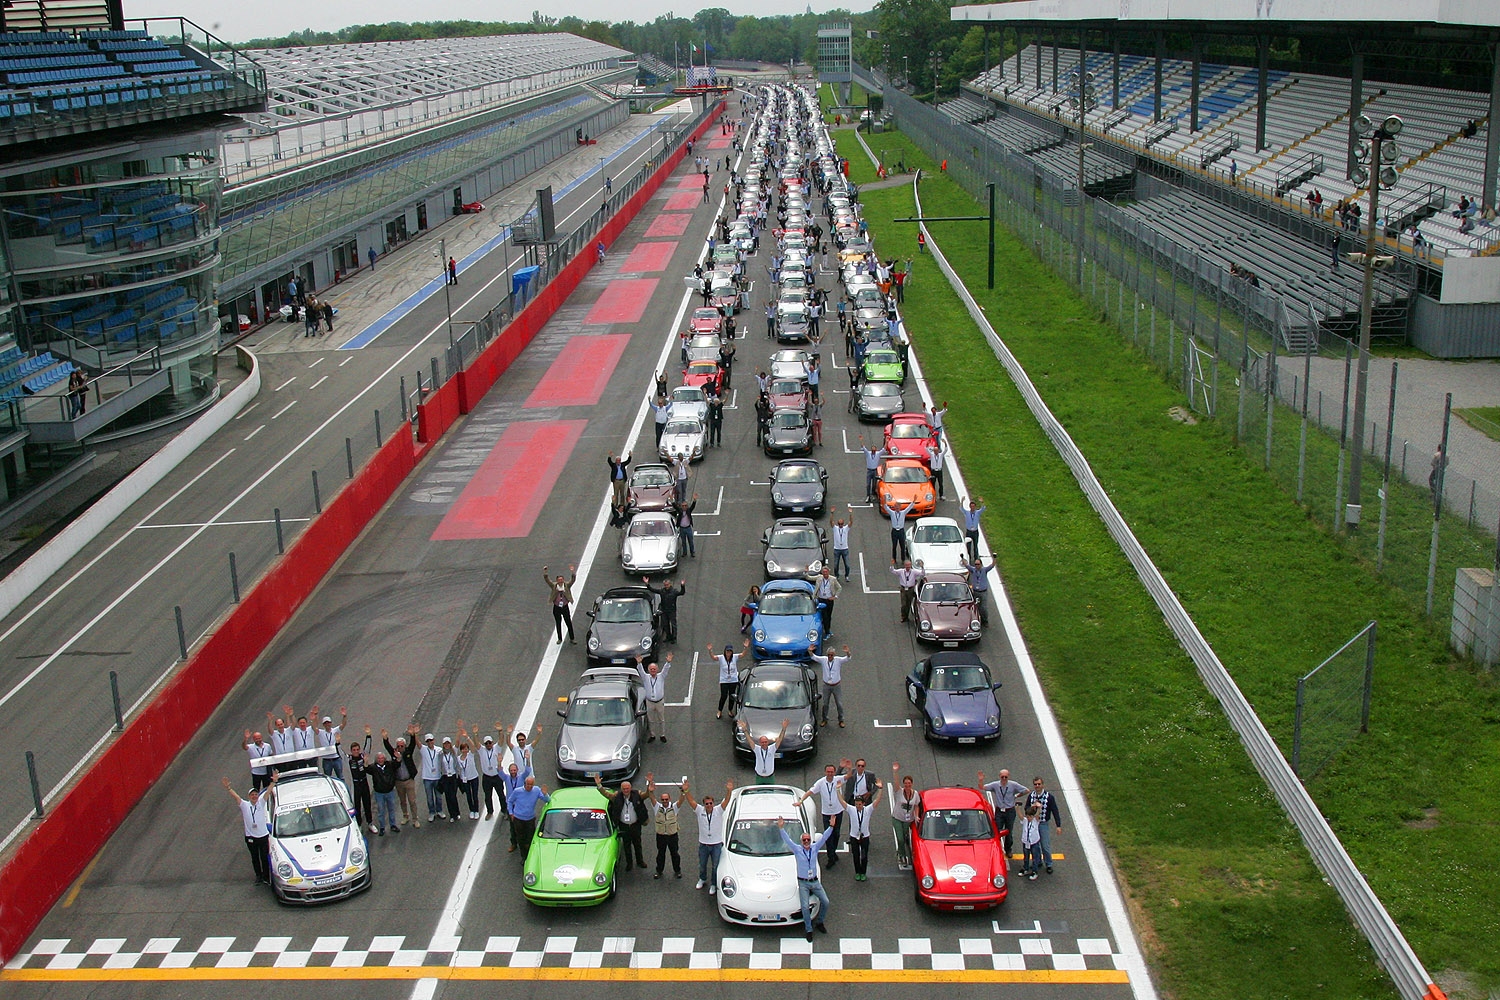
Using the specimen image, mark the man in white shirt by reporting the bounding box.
[738,718,788,784]
[797,761,849,868]
[242,730,273,790]
[813,567,841,640]
[474,728,506,820]
[891,559,924,623]
[290,712,317,754]
[837,775,884,881]
[681,777,734,893]
[925,440,947,501]
[316,709,346,779]
[810,645,851,728]
[222,774,274,884]
[438,737,462,822]
[507,723,540,774]
[264,712,294,771]
[829,508,852,581]
[635,653,674,743]
[644,773,686,879]
[419,732,445,822]
[886,498,915,563]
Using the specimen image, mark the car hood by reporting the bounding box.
[756,612,819,640]
[559,723,636,765]
[859,395,903,416]
[917,601,978,633]
[589,621,651,655]
[720,850,800,904]
[926,689,998,724]
[275,827,354,876]
[766,427,809,444]
[772,483,823,503]
[623,536,677,558]
[922,841,1000,888]
[912,542,967,573]
[765,546,821,573]
[526,837,612,888]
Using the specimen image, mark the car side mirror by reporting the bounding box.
[556,709,567,718]
[761,531,771,544]
[637,710,648,719]
[993,682,1003,691]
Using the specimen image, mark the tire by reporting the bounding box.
[922,718,934,743]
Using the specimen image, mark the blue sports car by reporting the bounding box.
[905,652,1002,744]
[748,580,825,659]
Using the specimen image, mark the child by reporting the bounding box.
[1020,803,1043,880]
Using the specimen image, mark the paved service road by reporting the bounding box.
[3,97,1144,1000]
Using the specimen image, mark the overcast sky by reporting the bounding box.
[129,0,870,46]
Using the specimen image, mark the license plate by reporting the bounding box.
[953,904,974,911]
[958,737,976,744]
[751,914,783,923]
[611,658,627,664]
[942,641,958,648]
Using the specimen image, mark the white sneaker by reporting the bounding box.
[470,811,479,820]
[708,885,716,896]
[368,824,378,835]
[695,879,705,889]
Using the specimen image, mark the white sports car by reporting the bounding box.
[716,784,823,927]
[620,512,680,574]
[904,517,969,574]
[668,385,709,425]
[267,767,370,905]
[658,417,707,462]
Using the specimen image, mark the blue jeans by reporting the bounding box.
[375,790,398,830]
[322,755,343,780]
[1037,823,1054,869]
[797,878,830,931]
[1023,841,1044,874]
[697,842,722,883]
[679,525,695,557]
[831,548,850,579]
[424,778,443,817]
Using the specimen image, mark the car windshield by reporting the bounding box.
[633,468,671,487]
[672,388,704,404]
[920,582,973,605]
[890,423,932,440]
[868,352,900,366]
[566,696,636,726]
[883,466,929,484]
[597,598,649,623]
[273,800,348,838]
[688,364,717,377]
[538,807,611,840]
[628,518,673,538]
[770,412,805,429]
[920,808,993,841]
[759,591,815,615]
[728,816,806,856]
[771,380,803,396]
[664,421,700,436]
[863,384,901,399]
[912,523,964,544]
[769,527,819,549]
[778,465,820,483]
[693,310,719,322]
[928,665,990,691]
[741,676,810,710]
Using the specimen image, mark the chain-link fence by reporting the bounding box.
[1293,622,1376,779]
[886,81,1499,623]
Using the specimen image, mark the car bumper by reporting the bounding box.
[927,726,1002,744]
[918,887,1007,911]
[273,867,370,905]
[764,442,813,457]
[718,902,813,926]
[622,554,678,574]
[916,627,983,646]
[524,884,613,907]
[751,641,815,660]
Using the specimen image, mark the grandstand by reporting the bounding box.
[945,0,1500,355]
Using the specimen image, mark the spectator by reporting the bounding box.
[886,498,916,563]
[222,775,274,884]
[675,494,698,559]
[889,763,918,869]
[635,653,674,742]
[543,564,578,645]
[651,393,671,445]
[830,508,852,581]
[926,439,947,501]
[960,496,985,560]
[596,775,649,871]
[967,554,993,627]
[709,639,749,719]
[857,436,889,504]
[368,246,377,270]
[346,730,375,835]
[644,774,685,878]
[797,761,849,868]
[473,726,507,820]
[892,559,924,623]
[508,723,539,774]
[836,777,883,881]
[67,369,87,418]
[978,767,1029,850]
[438,736,462,823]
[448,256,458,285]
[316,709,347,779]
[419,732,445,823]
[740,718,789,784]
[607,452,632,506]
[1018,803,1044,879]
[369,748,400,835]
[382,726,420,828]
[242,729,273,791]
[776,817,833,941]
[1026,776,1065,874]
[647,576,686,643]
[739,584,761,635]
[813,567,840,638]
[455,733,481,820]
[682,778,734,893]
[507,769,549,854]
[810,644,850,728]
[323,300,335,333]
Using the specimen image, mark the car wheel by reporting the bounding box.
[922,718,934,743]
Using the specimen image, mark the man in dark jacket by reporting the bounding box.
[368,745,400,835]
[646,576,686,643]
[596,775,649,871]
[383,726,420,828]
[346,732,374,835]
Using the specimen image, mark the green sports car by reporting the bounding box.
[522,787,620,906]
[863,348,905,384]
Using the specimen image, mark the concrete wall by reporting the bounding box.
[1439,256,1500,304]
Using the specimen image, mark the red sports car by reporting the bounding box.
[884,413,936,464]
[681,360,723,392]
[689,307,724,336]
[910,786,1008,911]
[458,201,484,214]
[766,377,808,412]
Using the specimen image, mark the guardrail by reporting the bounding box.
[910,175,1447,1000]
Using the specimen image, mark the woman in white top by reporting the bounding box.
[709,639,750,719]
[889,763,919,870]
[456,735,481,819]
[837,777,884,881]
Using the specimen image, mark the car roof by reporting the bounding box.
[912,516,961,529]
[925,651,990,668]
[572,676,636,698]
[920,572,972,585]
[629,511,675,525]
[273,771,344,809]
[919,787,990,811]
[760,578,815,595]
[728,784,802,818]
[543,786,612,810]
[777,458,821,470]
[772,517,818,530]
[600,586,653,601]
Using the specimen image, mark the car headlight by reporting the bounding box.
[923,491,933,501]
[766,559,780,573]
[276,862,293,879]
[524,872,538,886]
[614,743,632,761]
[921,875,935,889]
[588,635,600,650]
[808,560,821,573]
[919,619,931,630]
[734,726,748,744]
[986,715,999,729]
[993,874,1006,888]
[812,491,823,502]
[754,628,766,642]
[594,872,609,886]
[883,492,894,503]
[932,715,944,730]
[350,848,366,866]
[971,619,983,631]
[641,634,652,649]
[799,723,814,741]
[720,876,737,898]
[558,743,575,762]
[807,628,820,642]
[772,491,785,503]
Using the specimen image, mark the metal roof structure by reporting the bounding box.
[951,0,1500,28]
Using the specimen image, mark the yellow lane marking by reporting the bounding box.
[1009,853,1065,861]
[2,967,1128,985]
[60,855,99,909]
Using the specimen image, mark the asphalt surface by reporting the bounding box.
[2,97,1141,998]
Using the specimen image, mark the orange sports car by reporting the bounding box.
[876,458,936,517]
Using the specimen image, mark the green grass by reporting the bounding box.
[856,168,1500,998]
[1455,406,1500,443]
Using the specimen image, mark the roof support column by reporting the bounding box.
[1256,35,1269,151]
[1035,34,1042,90]
[1052,33,1059,93]
[1153,32,1164,123]
[1347,49,1364,183]
[1484,43,1500,211]
[1113,38,1121,109]
[1190,37,1201,132]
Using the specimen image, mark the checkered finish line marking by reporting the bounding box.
[5,935,1128,983]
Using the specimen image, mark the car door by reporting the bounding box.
[906,659,929,711]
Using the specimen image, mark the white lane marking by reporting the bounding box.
[665,652,697,707]
[748,480,770,486]
[243,424,266,441]
[271,401,297,420]
[308,376,329,391]
[308,358,324,369]
[872,719,912,728]
[694,486,724,517]
[338,357,353,367]
[840,428,863,454]
[859,553,898,594]
[233,402,260,422]
[274,377,297,391]
[138,518,312,529]
[411,171,710,1000]
[725,389,738,410]
[993,920,1047,936]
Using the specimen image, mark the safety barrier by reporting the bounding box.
[911,176,1447,1000]
[0,99,725,963]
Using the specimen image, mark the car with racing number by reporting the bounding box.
[716,785,823,926]
[909,786,1008,911]
[905,651,1003,743]
[522,786,620,906]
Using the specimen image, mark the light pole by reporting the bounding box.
[903,56,909,89]
[1064,66,1097,287]
[1345,112,1403,532]
[435,236,455,348]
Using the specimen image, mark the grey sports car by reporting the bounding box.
[761,517,828,580]
[585,587,662,665]
[769,459,827,516]
[763,408,812,457]
[731,660,820,762]
[555,667,648,784]
[854,381,905,422]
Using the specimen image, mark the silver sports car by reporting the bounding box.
[620,512,680,575]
